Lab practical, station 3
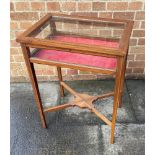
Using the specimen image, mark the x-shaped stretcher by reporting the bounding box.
[44,81,114,127]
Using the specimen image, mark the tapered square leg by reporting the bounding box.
[110,57,123,144]
[21,44,47,128]
[57,67,65,97]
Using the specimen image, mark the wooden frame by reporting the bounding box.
[16,13,134,144]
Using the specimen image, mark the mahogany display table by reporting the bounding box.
[16,13,133,144]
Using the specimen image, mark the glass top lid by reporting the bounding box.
[28,16,126,49]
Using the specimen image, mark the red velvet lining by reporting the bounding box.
[53,35,119,48]
[33,36,118,69]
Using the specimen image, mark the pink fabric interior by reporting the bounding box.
[53,35,119,48]
[33,36,118,69]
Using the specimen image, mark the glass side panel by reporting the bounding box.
[32,48,117,70]
[28,16,126,49]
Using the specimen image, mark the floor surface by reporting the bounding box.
[10,80,145,155]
